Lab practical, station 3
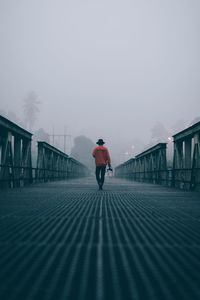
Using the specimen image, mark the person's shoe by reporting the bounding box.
[99,184,103,190]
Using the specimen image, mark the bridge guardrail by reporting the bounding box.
[0,164,89,188]
[115,121,200,191]
[0,115,89,188]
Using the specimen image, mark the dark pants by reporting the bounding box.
[95,166,106,186]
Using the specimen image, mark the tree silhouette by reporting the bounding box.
[150,121,170,143]
[190,116,200,126]
[71,135,95,173]
[32,128,50,167]
[23,91,40,131]
[34,128,50,143]
[171,119,187,135]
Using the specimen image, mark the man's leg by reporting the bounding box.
[99,166,106,189]
[95,167,101,186]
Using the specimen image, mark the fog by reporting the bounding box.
[0,0,200,164]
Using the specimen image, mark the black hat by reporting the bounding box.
[96,139,105,145]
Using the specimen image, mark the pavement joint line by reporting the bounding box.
[96,195,104,300]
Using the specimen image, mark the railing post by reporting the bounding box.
[22,138,32,185]
[14,136,21,187]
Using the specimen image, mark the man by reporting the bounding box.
[92,139,112,190]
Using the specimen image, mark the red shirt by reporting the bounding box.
[92,145,111,167]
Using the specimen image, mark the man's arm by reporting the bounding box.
[106,149,111,167]
[92,148,96,158]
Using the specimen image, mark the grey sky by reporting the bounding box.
[0,0,200,156]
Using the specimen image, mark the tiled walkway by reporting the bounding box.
[0,178,200,300]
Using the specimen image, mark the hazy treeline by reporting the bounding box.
[1,92,199,170]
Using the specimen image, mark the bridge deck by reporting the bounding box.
[0,178,200,300]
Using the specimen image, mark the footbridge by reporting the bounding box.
[0,115,89,188]
[0,115,200,300]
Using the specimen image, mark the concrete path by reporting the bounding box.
[0,177,200,300]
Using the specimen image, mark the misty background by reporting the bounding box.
[0,0,200,170]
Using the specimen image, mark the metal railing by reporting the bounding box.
[115,121,200,191]
[116,167,200,191]
[0,164,89,188]
[0,115,90,188]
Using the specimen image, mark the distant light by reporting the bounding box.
[168,137,172,142]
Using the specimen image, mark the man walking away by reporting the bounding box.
[92,139,112,190]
